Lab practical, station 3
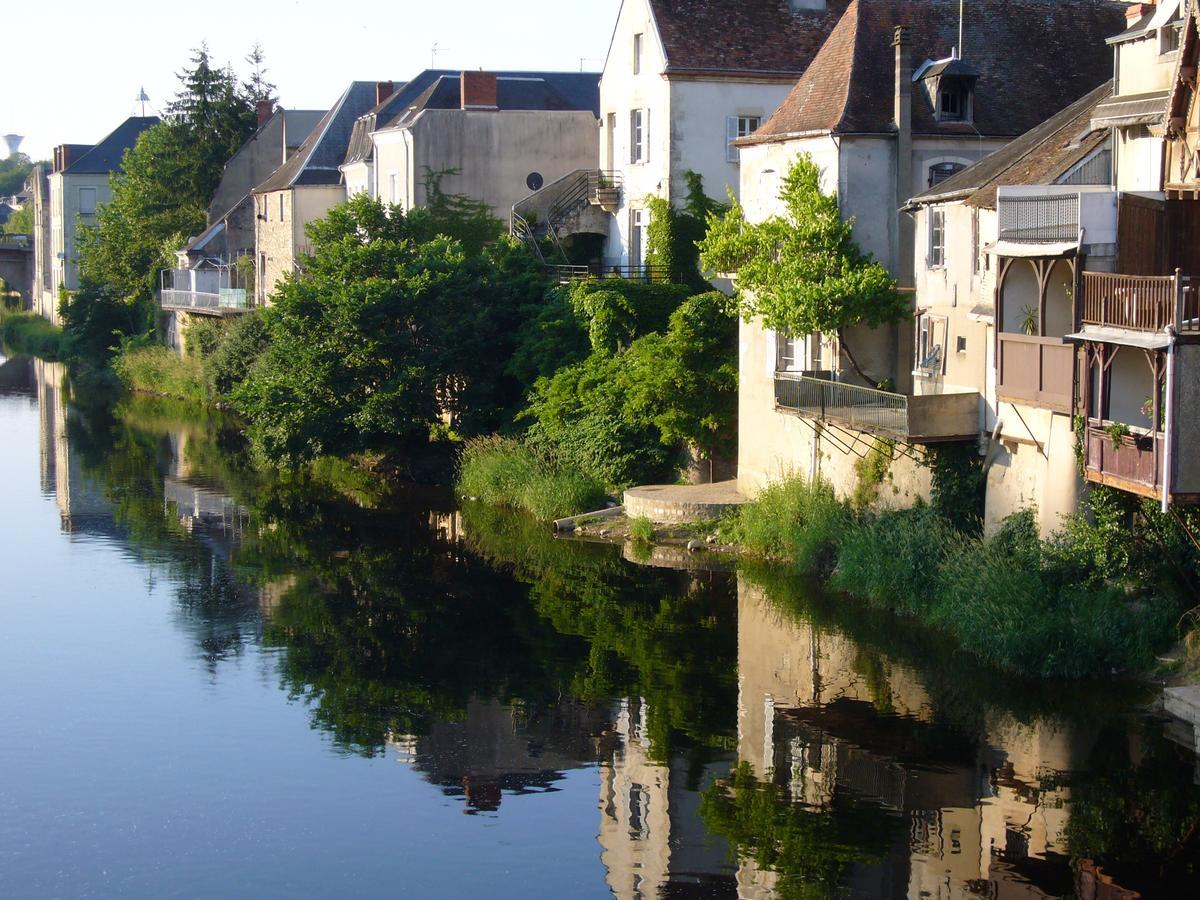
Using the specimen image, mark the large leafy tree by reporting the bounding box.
[233,194,542,465]
[76,44,271,304]
[698,154,906,383]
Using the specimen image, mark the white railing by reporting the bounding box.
[159,268,250,311]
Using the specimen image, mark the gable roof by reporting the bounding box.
[64,117,160,175]
[745,0,1129,143]
[647,0,849,78]
[909,81,1114,209]
[254,82,386,193]
[344,71,600,167]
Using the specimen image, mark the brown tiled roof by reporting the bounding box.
[908,81,1114,210]
[648,0,849,77]
[746,0,1130,142]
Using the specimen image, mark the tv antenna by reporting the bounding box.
[431,43,450,68]
[136,86,150,116]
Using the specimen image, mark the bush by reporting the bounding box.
[730,475,852,572]
[457,435,607,520]
[1,312,65,359]
[113,344,207,403]
[205,311,271,399]
[629,516,654,543]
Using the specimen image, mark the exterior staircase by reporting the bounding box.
[512,169,622,280]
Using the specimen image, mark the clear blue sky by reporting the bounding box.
[7,0,621,161]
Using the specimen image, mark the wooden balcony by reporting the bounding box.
[996,332,1074,412]
[774,374,978,443]
[1081,271,1198,334]
[1083,421,1164,500]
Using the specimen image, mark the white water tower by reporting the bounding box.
[1,134,24,158]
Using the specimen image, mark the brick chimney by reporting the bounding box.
[376,81,395,106]
[461,71,499,110]
[256,99,274,128]
[894,25,913,287]
[1126,2,1156,24]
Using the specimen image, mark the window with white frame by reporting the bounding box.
[78,187,97,216]
[633,33,643,74]
[630,207,648,266]
[726,115,762,163]
[279,194,285,221]
[1161,22,1182,55]
[630,109,648,164]
[775,332,805,372]
[390,174,400,205]
[914,312,947,376]
[928,207,945,268]
[970,209,980,275]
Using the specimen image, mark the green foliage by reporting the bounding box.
[58,281,151,363]
[522,291,736,489]
[850,438,893,510]
[629,516,654,543]
[729,475,852,572]
[698,154,906,338]
[182,315,226,359]
[833,505,1175,678]
[421,167,505,253]
[0,311,64,359]
[233,195,544,465]
[645,172,727,289]
[0,153,37,197]
[78,45,269,304]
[926,441,985,534]
[113,344,207,403]
[456,435,607,520]
[204,310,271,399]
[2,204,33,235]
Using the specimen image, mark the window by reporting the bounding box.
[775,332,805,372]
[630,109,648,164]
[630,207,647,266]
[915,312,947,376]
[1161,23,1182,55]
[278,194,285,221]
[633,33,643,74]
[390,174,400,204]
[606,112,616,167]
[928,161,965,188]
[970,208,980,275]
[928,208,945,268]
[78,187,97,216]
[726,115,762,163]
[939,87,963,121]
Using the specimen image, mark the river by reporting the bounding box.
[1,352,1198,898]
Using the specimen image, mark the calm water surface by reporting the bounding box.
[1,353,1199,898]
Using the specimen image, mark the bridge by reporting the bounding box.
[0,236,32,307]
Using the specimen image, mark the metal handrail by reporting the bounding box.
[774,373,909,437]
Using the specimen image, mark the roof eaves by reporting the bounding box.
[737,127,836,147]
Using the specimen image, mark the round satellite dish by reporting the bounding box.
[526,172,544,191]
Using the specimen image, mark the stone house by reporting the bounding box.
[251,81,392,306]
[732,0,1127,500]
[347,70,600,223]
[33,116,159,323]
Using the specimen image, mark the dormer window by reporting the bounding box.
[914,57,978,125]
[939,87,964,120]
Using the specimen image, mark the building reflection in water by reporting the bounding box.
[735,574,1116,899]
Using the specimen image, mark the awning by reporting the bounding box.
[984,240,1077,258]
[1091,90,1169,129]
[1065,325,1171,350]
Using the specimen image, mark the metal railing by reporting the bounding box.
[160,268,251,312]
[1081,271,1198,333]
[997,194,1080,243]
[545,263,682,283]
[775,373,909,437]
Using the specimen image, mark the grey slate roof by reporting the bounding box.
[254,82,387,193]
[909,81,1114,209]
[65,117,160,175]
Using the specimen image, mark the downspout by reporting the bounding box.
[1163,326,1177,514]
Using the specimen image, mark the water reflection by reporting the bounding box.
[10,358,1200,898]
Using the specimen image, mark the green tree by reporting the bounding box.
[2,204,33,235]
[698,154,906,383]
[0,153,36,197]
[645,171,726,288]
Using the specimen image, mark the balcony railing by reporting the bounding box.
[159,268,251,313]
[997,194,1080,243]
[774,373,979,443]
[545,263,683,284]
[1083,421,1164,499]
[1081,271,1198,333]
[996,333,1074,412]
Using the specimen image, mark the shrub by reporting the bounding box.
[457,435,607,521]
[113,344,207,403]
[205,311,271,399]
[730,475,852,572]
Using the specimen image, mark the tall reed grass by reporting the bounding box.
[457,435,608,521]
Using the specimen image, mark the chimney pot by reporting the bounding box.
[376,80,395,106]
[256,100,274,128]
[460,71,498,110]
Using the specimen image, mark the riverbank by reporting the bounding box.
[0,310,64,360]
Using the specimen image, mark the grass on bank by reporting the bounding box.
[727,474,1177,679]
[0,310,65,360]
[457,435,608,520]
[112,344,208,404]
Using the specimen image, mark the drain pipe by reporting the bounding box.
[1162,325,1177,514]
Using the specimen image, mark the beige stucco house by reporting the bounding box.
[33,116,159,323]
[351,70,599,222]
[733,0,1128,501]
